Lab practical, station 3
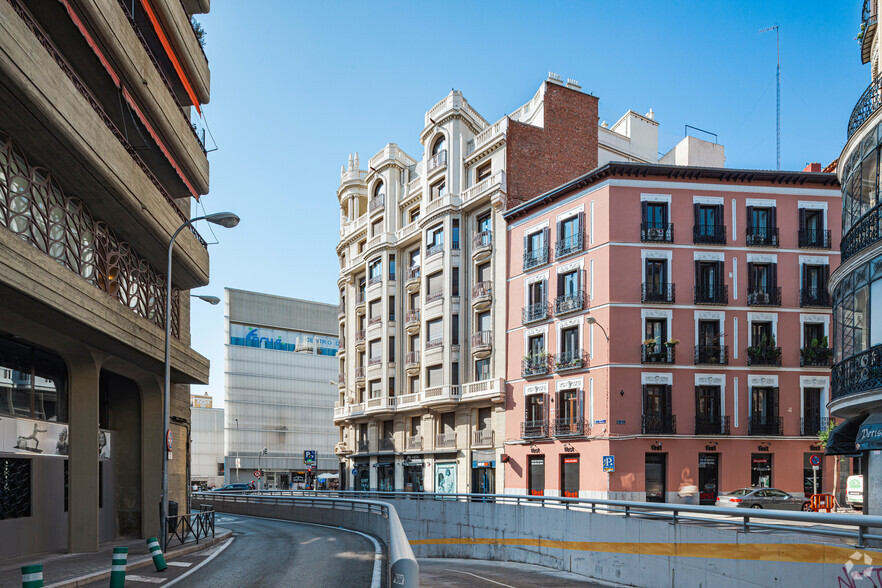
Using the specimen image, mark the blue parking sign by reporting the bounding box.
[602,455,615,473]
[304,450,316,465]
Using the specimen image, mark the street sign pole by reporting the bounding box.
[813,466,818,495]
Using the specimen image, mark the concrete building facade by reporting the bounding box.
[0,0,212,559]
[503,162,840,502]
[224,289,339,489]
[191,394,224,489]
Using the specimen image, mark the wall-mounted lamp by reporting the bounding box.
[585,316,610,342]
[620,389,625,397]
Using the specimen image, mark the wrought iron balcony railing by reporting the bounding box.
[848,72,882,140]
[378,438,395,452]
[693,224,727,245]
[745,226,779,247]
[553,418,588,437]
[798,228,832,249]
[641,344,675,364]
[523,246,549,271]
[522,356,549,377]
[746,346,782,366]
[555,233,584,259]
[435,432,456,448]
[426,243,444,257]
[405,309,420,326]
[801,416,835,437]
[521,419,548,439]
[472,330,492,349]
[473,231,492,250]
[473,281,492,300]
[695,345,729,365]
[522,302,549,324]
[800,346,833,367]
[357,440,370,453]
[695,415,730,435]
[832,346,882,400]
[641,222,674,243]
[472,429,495,446]
[748,416,783,436]
[694,284,728,305]
[800,287,831,307]
[405,266,420,284]
[747,287,781,306]
[642,283,675,303]
[554,349,586,371]
[555,291,585,315]
[404,351,420,368]
[642,414,676,434]
[406,435,422,450]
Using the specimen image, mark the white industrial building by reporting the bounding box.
[190,394,224,489]
[224,289,339,488]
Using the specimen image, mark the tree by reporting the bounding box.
[818,420,841,505]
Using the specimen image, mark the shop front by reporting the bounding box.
[645,453,666,502]
[561,455,579,498]
[698,453,719,505]
[354,460,370,491]
[751,453,772,487]
[377,462,394,491]
[528,455,545,496]
[403,458,424,492]
[471,450,495,495]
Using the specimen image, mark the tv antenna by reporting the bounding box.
[760,25,780,170]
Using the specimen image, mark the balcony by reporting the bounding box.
[406,435,422,450]
[338,373,345,386]
[695,345,729,365]
[746,346,782,367]
[423,385,460,405]
[397,393,420,409]
[357,440,370,453]
[349,402,365,416]
[366,396,396,414]
[333,405,347,421]
[426,338,443,351]
[355,292,366,314]
[472,331,492,357]
[832,346,882,401]
[472,281,492,310]
[641,344,675,364]
[462,171,507,208]
[368,316,382,327]
[472,429,495,447]
[800,287,831,308]
[553,418,588,437]
[426,290,443,304]
[521,419,548,439]
[405,266,421,292]
[745,226,779,247]
[641,222,674,243]
[861,0,879,65]
[554,349,587,372]
[334,442,351,456]
[693,224,727,245]
[555,233,584,259]
[555,291,585,315]
[473,231,492,262]
[748,416,783,436]
[747,287,782,307]
[798,228,832,249]
[368,274,383,287]
[426,243,444,258]
[842,202,882,261]
[522,301,549,324]
[427,149,448,173]
[800,345,833,367]
[642,283,675,304]
[461,378,505,403]
[355,330,366,349]
[355,366,366,384]
[642,414,676,434]
[405,309,420,333]
[378,437,395,452]
[695,415,730,436]
[369,194,385,214]
[694,284,729,305]
[435,432,457,448]
[523,246,549,271]
[405,351,420,375]
[338,337,346,357]
[801,417,835,436]
[338,302,345,317]
[368,355,382,366]
[522,355,550,377]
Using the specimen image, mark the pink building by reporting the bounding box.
[502,162,841,502]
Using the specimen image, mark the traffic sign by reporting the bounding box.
[351,468,357,477]
[235,458,241,469]
[304,450,316,465]
[166,430,173,452]
[254,470,261,478]
[810,454,821,467]
[602,455,615,473]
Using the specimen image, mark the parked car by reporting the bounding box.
[715,487,810,511]
[213,483,252,492]
[847,475,864,510]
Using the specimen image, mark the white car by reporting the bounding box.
[847,475,864,510]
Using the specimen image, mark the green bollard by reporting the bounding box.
[21,565,43,588]
[109,547,127,588]
[146,537,167,572]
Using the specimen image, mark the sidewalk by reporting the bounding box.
[0,528,231,588]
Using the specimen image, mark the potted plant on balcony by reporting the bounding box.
[800,336,832,365]
[524,351,548,373]
[665,338,680,348]
[643,337,664,362]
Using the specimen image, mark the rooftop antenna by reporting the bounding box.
[760,25,780,170]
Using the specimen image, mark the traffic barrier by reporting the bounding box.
[109,547,127,588]
[21,565,42,588]
[147,537,168,571]
[810,493,834,513]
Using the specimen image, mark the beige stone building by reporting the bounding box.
[0,0,212,558]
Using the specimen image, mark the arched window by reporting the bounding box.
[374,181,385,200]
[432,136,446,156]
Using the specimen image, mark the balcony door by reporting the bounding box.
[561,326,579,356]
[644,202,667,228]
[803,388,821,435]
[699,205,718,234]
[751,387,778,426]
[528,334,544,358]
[696,261,722,297]
[698,320,720,348]
[645,318,667,349]
[556,388,582,430]
[751,321,773,347]
[528,280,545,306]
[560,270,580,297]
[804,322,824,346]
[696,386,721,431]
[643,385,670,422]
[525,393,545,423]
[646,260,667,289]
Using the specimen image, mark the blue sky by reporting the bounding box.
[189,1,866,404]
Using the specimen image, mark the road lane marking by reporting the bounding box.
[443,568,517,587]
[126,575,167,584]
[165,561,192,567]
[165,537,234,587]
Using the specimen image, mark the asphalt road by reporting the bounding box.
[418,558,610,587]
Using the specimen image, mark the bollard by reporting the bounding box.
[109,547,128,588]
[21,565,43,588]
[146,537,168,572]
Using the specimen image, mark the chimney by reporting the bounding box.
[803,162,822,172]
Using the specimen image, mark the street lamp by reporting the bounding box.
[162,212,239,549]
[191,294,221,305]
[234,418,239,482]
[585,316,609,342]
[257,447,267,489]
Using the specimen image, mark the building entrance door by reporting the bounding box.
[471,466,495,494]
[528,456,545,496]
[404,464,424,492]
[561,455,580,498]
[698,453,719,505]
[645,453,666,502]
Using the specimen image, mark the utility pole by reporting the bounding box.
[235,418,239,482]
[760,25,780,170]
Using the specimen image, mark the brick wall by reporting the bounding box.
[505,82,599,209]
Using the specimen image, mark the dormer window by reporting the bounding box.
[428,136,447,172]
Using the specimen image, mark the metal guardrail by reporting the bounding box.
[214,489,882,549]
[196,492,418,587]
[164,507,215,549]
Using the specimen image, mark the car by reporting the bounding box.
[213,483,252,492]
[847,475,864,510]
[715,487,810,511]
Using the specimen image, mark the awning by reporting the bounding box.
[826,415,869,455]
[857,413,882,451]
[316,473,339,480]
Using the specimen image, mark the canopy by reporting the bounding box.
[316,473,339,480]
[857,413,882,451]
[825,414,869,455]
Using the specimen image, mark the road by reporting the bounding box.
[419,558,610,587]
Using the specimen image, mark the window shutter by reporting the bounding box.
[694,260,701,289]
[665,385,673,419]
[695,386,700,418]
[747,262,755,291]
[543,392,549,423]
[524,395,531,423]
[772,387,779,419]
[541,279,547,303]
[716,261,725,287]
[557,272,564,296]
[771,263,778,289]
[746,206,754,230]
[642,385,648,413]
[798,208,806,229]
[579,388,585,423]
[523,233,528,253]
[716,204,724,226]
[822,265,830,289]
[579,269,587,294]
[693,203,700,227]
[641,201,648,224]
[801,264,809,291]
[577,212,585,238]
[543,227,550,251]
[556,219,563,243]
[770,206,777,228]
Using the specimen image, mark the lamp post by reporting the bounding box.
[162,212,239,549]
[257,447,267,489]
[191,294,221,305]
[234,418,239,483]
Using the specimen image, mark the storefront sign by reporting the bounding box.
[705,445,717,452]
[757,445,769,452]
[472,461,494,468]
[229,324,339,356]
[651,443,663,451]
[564,457,579,464]
[857,415,882,450]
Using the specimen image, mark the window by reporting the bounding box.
[642,385,673,433]
[524,393,547,438]
[804,322,826,347]
[555,388,583,435]
[409,292,419,311]
[430,180,446,200]
[369,339,381,361]
[644,318,667,353]
[693,203,725,244]
[0,458,31,519]
[528,280,546,306]
[528,334,545,357]
[747,262,779,305]
[0,335,68,422]
[641,202,671,241]
[697,320,723,363]
[801,265,829,306]
[750,387,779,435]
[410,376,419,395]
[427,271,443,301]
[524,280,548,323]
[383,419,394,439]
[644,259,670,302]
[374,181,385,200]
[409,207,420,223]
[388,336,395,363]
[451,314,459,345]
[371,218,383,237]
[358,240,366,253]
[803,388,823,436]
[477,262,491,284]
[556,213,584,257]
[477,162,492,182]
[432,136,446,156]
[427,225,444,254]
[451,267,459,297]
[451,362,459,386]
[452,219,459,250]
[560,326,579,356]
[695,260,726,304]
[388,296,395,322]
[409,248,420,268]
[368,299,381,320]
[427,365,443,387]
[369,379,382,399]
[524,228,549,269]
[528,455,545,496]
[746,206,778,246]
[368,259,382,282]
[475,358,490,381]
[799,208,828,248]
[695,386,721,433]
[477,213,491,234]
[751,321,773,347]
[476,311,491,332]
[389,255,396,280]
[427,318,443,345]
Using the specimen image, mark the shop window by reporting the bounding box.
[751,453,772,487]
[561,455,579,498]
[0,458,31,519]
[528,455,545,496]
